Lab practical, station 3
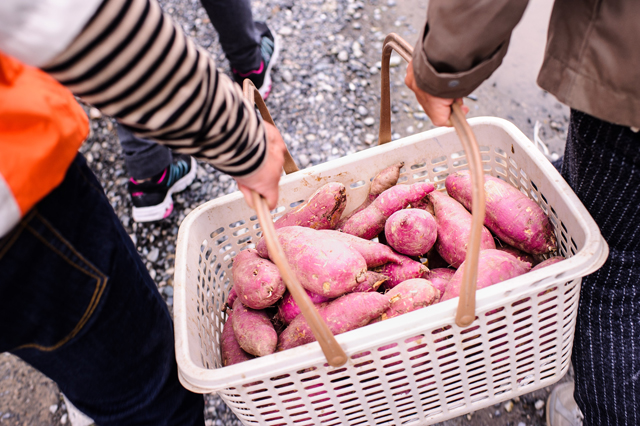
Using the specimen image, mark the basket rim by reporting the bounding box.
[173,116,608,393]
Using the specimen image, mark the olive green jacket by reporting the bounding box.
[412,0,640,128]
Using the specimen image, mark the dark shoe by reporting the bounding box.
[232,21,280,100]
[128,155,197,222]
[546,381,583,426]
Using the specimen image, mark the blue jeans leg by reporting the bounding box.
[0,154,204,425]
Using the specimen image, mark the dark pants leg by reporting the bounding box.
[564,110,640,426]
[118,124,172,180]
[199,0,261,72]
[0,154,204,426]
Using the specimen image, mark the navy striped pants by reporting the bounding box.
[563,110,640,425]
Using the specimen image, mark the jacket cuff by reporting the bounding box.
[412,23,510,99]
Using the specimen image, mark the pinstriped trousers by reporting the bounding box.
[563,110,640,425]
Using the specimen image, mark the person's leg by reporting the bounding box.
[199,0,261,71]
[199,0,279,98]
[563,110,640,426]
[0,154,204,426]
[117,124,198,222]
[118,124,172,181]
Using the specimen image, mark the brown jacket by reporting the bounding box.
[412,0,640,129]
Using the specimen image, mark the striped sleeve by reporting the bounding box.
[42,0,266,177]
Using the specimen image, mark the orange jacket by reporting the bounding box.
[0,52,89,236]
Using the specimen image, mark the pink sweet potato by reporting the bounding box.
[380,278,440,320]
[221,309,254,366]
[441,249,532,302]
[276,289,332,325]
[445,170,557,255]
[274,182,347,230]
[530,255,565,272]
[232,249,286,310]
[319,229,405,267]
[384,208,437,257]
[224,286,238,311]
[277,292,390,350]
[495,242,537,266]
[352,271,388,293]
[336,162,404,227]
[257,226,368,298]
[232,298,278,357]
[375,255,429,290]
[429,190,496,268]
[426,268,456,299]
[338,182,435,240]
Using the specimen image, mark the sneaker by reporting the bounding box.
[128,154,197,222]
[546,381,584,426]
[232,21,280,100]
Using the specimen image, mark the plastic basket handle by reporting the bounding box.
[378,33,486,328]
[242,80,348,367]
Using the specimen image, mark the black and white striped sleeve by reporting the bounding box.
[42,0,266,177]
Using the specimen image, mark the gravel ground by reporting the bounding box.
[1,0,573,425]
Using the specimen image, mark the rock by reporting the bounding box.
[504,400,514,413]
[357,105,368,116]
[298,154,311,168]
[389,55,402,67]
[49,404,58,414]
[364,133,376,144]
[147,247,159,263]
[363,117,375,126]
[535,399,545,410]
[278,26,293,36]
[337,50,349,62]
[282,70,293,83]
[89,107,102,120]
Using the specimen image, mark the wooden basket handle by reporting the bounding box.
[241,80,348,367]
[378,34,486,328]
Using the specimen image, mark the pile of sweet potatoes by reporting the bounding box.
[220,165,562,366]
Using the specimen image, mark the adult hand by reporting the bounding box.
[404,59,469,127]
[235,121,286,210]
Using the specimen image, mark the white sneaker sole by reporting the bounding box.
[132,157,197,223]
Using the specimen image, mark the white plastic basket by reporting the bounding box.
[174,117,607,426]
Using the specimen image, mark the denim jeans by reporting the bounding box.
[563,110,640,426]
[0,154,204,425]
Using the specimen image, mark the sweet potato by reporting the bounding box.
[221,309,254,366]
[380,278,440,321]
[276,289,332,325]
[319,229,405,267]
[277,292,390,350]
[429,190,496,268]
[232,299,278,357]
[495,242,537,266]
[440,249,532,301]
[375,255,429,290]
[384,209,437,257]
[352,271,388,293]
[232,249,286,310]
[257,226,368,298]
[530,255,565,272]
[445,170,557,255]
[338,182,436,239]
[336,162,404,227]
[426,268,456,299]
[274,182,347,230]
[224,286,238,311]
